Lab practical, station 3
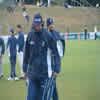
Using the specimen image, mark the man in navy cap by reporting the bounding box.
[23,14,59,100]
[32,13,44,28]
[7,29,19,81]
[0,37,5,79]
[46,17,65,100]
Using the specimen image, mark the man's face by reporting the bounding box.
[48,24,55,31]
[34,26,41,32]
[16,28,22,33]
[10,32,13,35]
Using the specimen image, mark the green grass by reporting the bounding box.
[0,40,100,100]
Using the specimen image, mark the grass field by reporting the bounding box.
[0,40,100,100]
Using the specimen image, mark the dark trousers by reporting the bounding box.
[25,15,30,24]
[27,79,46,100]
[10,56,16,78]
[27,77,56,100]
[43,0,48,4]
[53,84,59,100]
[0,56,3,75]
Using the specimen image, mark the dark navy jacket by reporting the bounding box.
[7,35,18,57]
[0,37,5,55]
[49,30,65,73]
[18,32,24,52]
[23,28,59,80]
[50,30,65,56]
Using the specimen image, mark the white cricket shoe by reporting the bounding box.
[14,77,19,81]
[8,77,13,81]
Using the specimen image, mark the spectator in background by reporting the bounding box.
[39,0,50,7]
[64,1,72,8]
[16,25,25,80]
[22,0,24,6]
[84,26,88,40]
[0,37,5,79]
[96,3,99,8]
[22,6,30,25]
[37,0,43,7]
[7,29,19,81]
[7,6,14,13]
[16,0,20,6]
[16,0,24,6]
[95,33,97,40]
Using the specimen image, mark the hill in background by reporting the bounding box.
[0,6,100,35]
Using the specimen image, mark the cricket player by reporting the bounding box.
[7,29,19,81]
[16,24,25,79]
[0,37,5,79]
[46,17,65,100]
[23,14,59,100]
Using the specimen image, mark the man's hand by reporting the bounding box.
[24,72,28,79]
[53,72,58,78]
[0,54,2,57]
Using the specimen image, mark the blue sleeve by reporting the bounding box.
[7,38,10,49]
[18,34,24,52]
[54,33,65,73]
[47,33,61,74]
[1,39,5,55]
[53,55,61,74]
[22,34,24,47]
[57,32,66,57]
[23,33,30,73]
[7,38,11,55]
[54,38,65,73]
[61,39,65,57]
[16,37,19,49]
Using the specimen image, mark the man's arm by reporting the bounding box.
[18,34,24,52]
[47,32,60,77]
[59,34,66,57]
[23,33,30,78]
[56,31,66,57]
[57,39,65,58]
[53,32,65,76]
[7,38,10,56]
[1,38,5,55]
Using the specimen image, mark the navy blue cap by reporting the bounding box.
[10,28,14,33]
[46,18,54,27]
[33,13,42,26]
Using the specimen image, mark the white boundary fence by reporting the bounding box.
[1,32,100,43]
